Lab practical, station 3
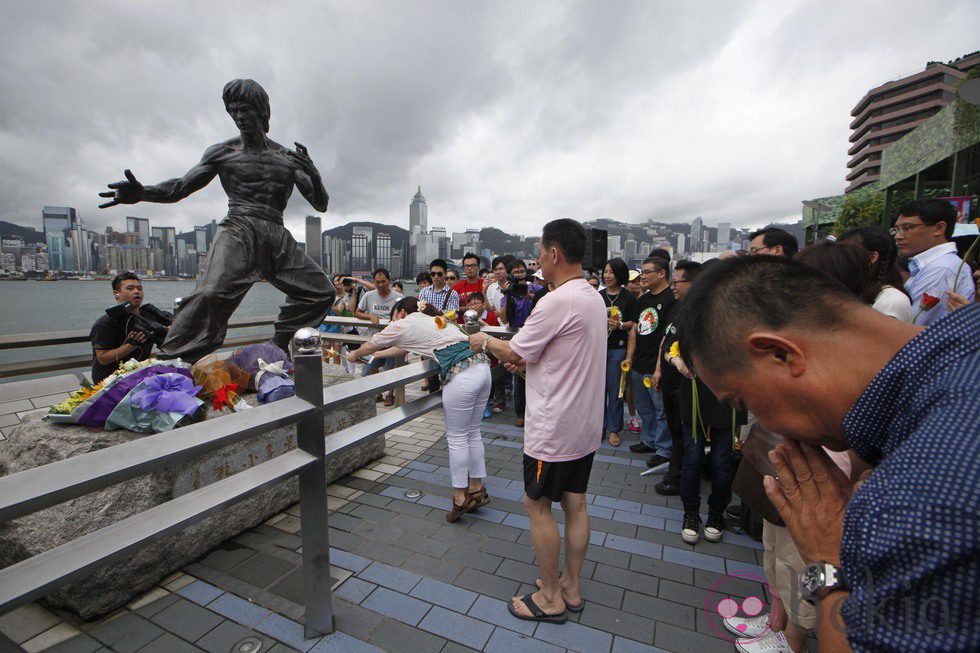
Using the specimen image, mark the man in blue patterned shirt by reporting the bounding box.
[674,256,979,652]
[417,258,460,314]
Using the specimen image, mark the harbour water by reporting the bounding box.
[0,279,288,369]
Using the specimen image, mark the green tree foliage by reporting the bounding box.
[834,188,884,235]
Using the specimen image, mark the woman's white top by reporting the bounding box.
[370,312,467,359]
[873,285,913,323]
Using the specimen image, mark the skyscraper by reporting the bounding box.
[305,215,322,267]
[151,226,177,275]
[690,217,704,252]
[126,216,150,246]
[351,226,373,274]
[375,232,392,271]
[42,206,76,271]
[409,186,428,234]
[717,222,731,250]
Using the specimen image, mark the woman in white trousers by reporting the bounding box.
[348,297,492,522]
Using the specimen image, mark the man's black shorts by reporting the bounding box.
[523,452,595,502]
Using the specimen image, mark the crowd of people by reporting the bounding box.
[91,198,978,652]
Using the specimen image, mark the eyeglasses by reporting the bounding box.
[446,275,458,281]
[463,263,479,269]
[890,223,928,235]
[431,271,444,277]
[670,279,690,286]
[749,246,772,255]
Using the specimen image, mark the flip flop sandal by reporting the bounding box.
[609,433,622,447]
[507,593,567,623]
[534,575,585,612]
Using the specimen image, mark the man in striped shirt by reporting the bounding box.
[417,258,460,314]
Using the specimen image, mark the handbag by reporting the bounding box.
[732,422,785,526]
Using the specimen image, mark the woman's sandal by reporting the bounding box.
[507,593,567,623]
[608,432,621,447]
[446,494,477,523]
[534,575,585,612]
[467,486,492,508]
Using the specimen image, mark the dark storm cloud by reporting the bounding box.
[0,0,977,240]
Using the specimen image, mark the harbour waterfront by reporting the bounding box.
[0,279,288,369]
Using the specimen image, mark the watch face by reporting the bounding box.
[801,565,822,595]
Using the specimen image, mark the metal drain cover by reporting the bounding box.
[231,636,263,653]
[404,489,422,499]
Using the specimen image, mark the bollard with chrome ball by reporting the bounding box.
[462,309,481,335]
[292,326,322,357]
[173,297,183,313]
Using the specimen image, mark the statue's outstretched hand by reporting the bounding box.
[99,169,146,208]
[288,142,320,178]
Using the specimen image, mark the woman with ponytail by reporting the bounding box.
[347,296,493,522]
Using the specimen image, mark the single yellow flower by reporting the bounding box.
[643,376,653,388]
[443,309,457,322]
[668,341,681,359]
[434,316,446,330]
[608,306,621,319]
[620,361,630,372]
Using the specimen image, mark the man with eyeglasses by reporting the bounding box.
[453,252,484,322]
[624,257,675,470]
[749,227,798,258]
[893,199,974,326]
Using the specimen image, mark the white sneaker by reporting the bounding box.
[723,612,770,638]
[735,631,792,653]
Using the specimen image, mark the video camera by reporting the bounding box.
[505,274,529,298]
[104,301,173,347]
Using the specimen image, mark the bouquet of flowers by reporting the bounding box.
[46,358,194,426]
[190,355,251,411]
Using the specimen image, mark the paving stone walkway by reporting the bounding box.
[1,381,770,652]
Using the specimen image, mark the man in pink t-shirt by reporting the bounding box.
[469,219,605,625]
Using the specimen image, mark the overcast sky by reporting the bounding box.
[1,1,977,241]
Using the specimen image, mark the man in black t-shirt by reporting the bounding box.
[651,260,701,495]
[90,272,154,383]
[624,257,675,469]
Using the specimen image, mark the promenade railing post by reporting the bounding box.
[291,328,333,637]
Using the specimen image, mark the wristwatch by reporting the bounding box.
[801,561,844,603]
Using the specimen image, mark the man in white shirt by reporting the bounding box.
[354,267,404,404]
[485,255,512,314]
[894,199,974,326]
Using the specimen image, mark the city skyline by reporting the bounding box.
[1,2,977,240]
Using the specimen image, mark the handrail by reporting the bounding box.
[0,315,277,351]
[0,331,450,638]
[0,397,313,523]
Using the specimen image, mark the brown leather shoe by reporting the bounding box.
[468,486,492,508]
[446,494,478,522]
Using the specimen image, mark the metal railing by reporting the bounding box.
[0,315,516,642]
[0,328,445,639]
[0,316,278,379]
[0,315,515,379]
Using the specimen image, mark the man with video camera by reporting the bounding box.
[90,272,170,383]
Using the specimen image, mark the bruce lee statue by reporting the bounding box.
[98,79,335,362]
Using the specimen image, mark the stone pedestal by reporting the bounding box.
[0,365,378,619]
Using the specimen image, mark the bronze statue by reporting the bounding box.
[99,79,335,361]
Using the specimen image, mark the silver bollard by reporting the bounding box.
[291,327,333,636]
[462,309,481,335]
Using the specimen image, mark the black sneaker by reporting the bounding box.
[646,454,670,470]
[629,442,654,454]
[704,511,724,543]
[681,512,701,544]
[654,478,679,496]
